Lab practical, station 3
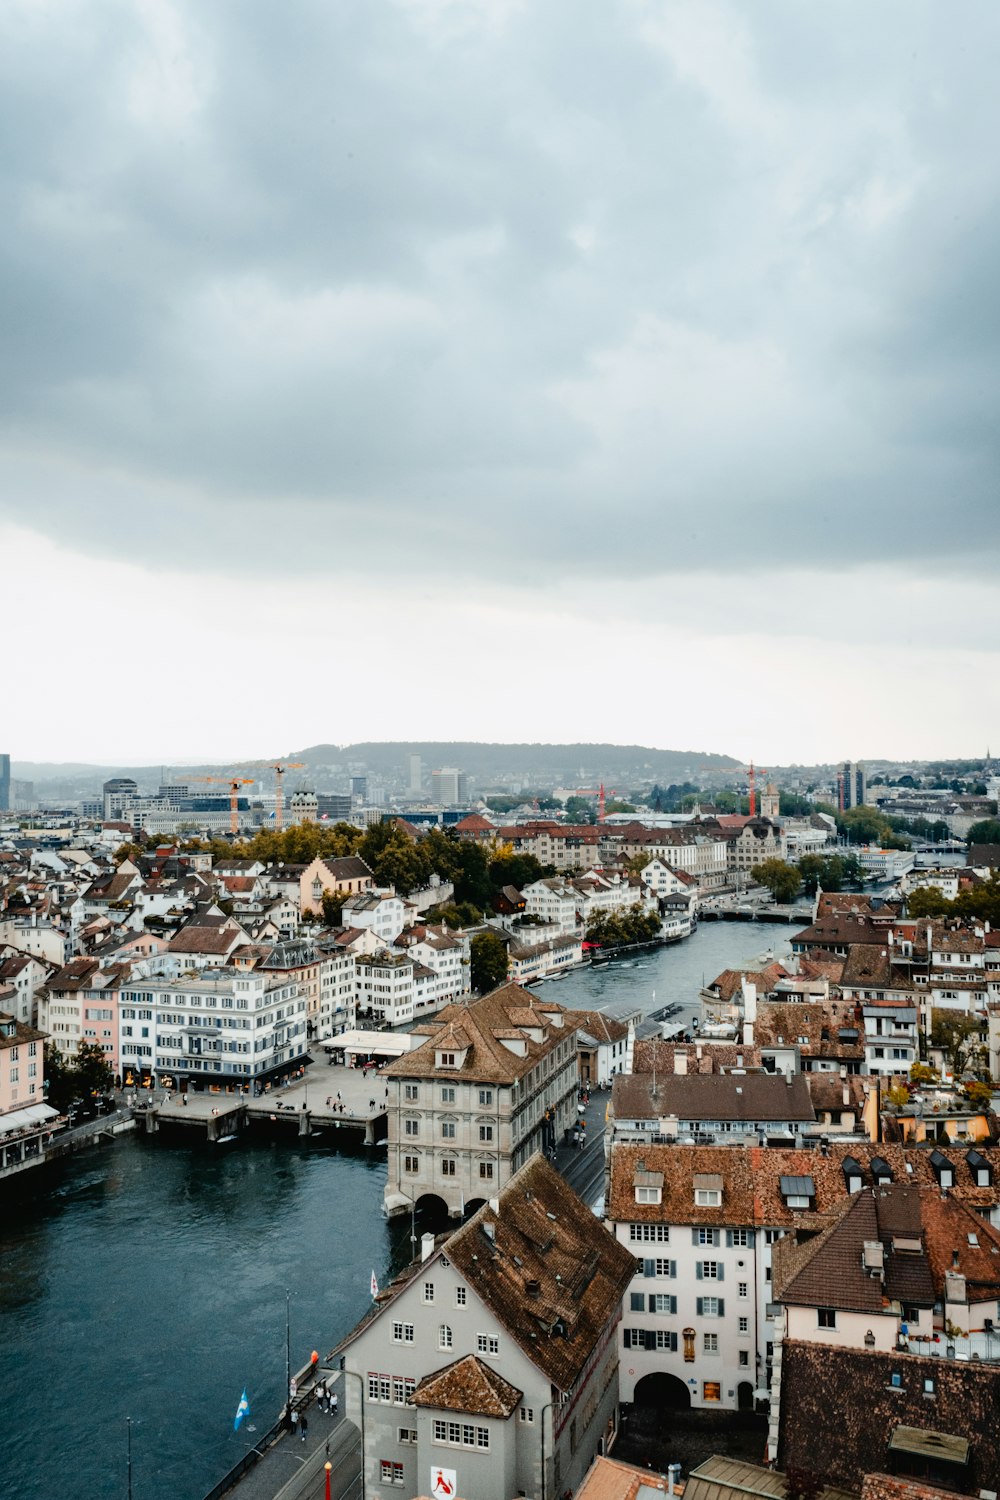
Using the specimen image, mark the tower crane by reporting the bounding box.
[733,762,767,818]
[185,776,255,836]
[269,762,306,832]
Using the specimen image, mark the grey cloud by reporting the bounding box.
[1,0,999,583]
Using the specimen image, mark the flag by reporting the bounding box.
[234,1388,250,1432]
[370,1269,379,1299]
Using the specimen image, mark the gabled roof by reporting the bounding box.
[412,1354,521,1417]
[444,1154,638,1391]
[385,984,577,1084]
[612,1070,815,1124]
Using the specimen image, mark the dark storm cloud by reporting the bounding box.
[1,0,998,579]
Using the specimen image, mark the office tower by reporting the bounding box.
[103,777,139,821]
[408,754,422,794]
[0,753,9,813]
[351,776,368,802]
[840,761,867,811]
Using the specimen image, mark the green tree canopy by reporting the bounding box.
[750,858,802,904]
[967,819,1000,845]
[585,905,661,948]
[470,931,509,994]
[562,796,596,825]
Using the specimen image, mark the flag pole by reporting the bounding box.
[285,1288,292,1416]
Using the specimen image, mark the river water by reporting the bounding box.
[0,921,790,1500]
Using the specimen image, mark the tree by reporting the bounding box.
[585,906,661,948]
[963,1079,993,1110]
[44,1043,76,1112]
[452,842,492,909]
[906,886,952,918]
[885,1083,911,1109]
[470,932,509,994]
[967,819,1000,845]
[74,1042,115,1100]
[909,1062,939,1086]
[562,796,597,825]
[797,855,825,895]
[930,1010,988,1080]
[750,859,801,904]
[604,799,636,815]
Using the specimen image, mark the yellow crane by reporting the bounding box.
[185,776,255,836]
[268,762,306,832]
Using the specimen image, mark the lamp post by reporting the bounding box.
[285,1288,292,1413]
[325,1461,332,1500]
[340,1366,366,1500]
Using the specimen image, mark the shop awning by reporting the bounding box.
[0,1102,60,1135]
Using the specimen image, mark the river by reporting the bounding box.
[0,920,791,1500]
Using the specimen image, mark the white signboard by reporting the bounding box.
[430,1466,458,1498]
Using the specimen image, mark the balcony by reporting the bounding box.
[902,1330,1000,1366]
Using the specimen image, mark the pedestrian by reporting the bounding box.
[331,1392,338,1416]
[326,1096,331,1108]
[290,1406,299,1435]
[300,1412,308,1443]
[317,1382,327,1412]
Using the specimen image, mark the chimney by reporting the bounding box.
[421,1232,435,1263]
[667,1465,682,1496]
[842,1082,851,1108]
[489,1197,500,1215]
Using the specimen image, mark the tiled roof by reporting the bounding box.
[444,1154,638,1392]
[567,1009,630,1046]
[611,1070,815,1124]
[631,1039,762,1074]
[753,1000,866,1057]
[411,1354,521,1417]
[840,944,915,990]
[779,1341,1000,1493]
[384,984,576,1084]
[166,923,243,954]
[705,964,790,1002]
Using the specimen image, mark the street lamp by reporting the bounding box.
[339,1365,366,1500]
[325,1460,332,1500]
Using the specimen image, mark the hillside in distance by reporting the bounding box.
[290,741,741,785]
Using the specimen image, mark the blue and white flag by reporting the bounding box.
[234,1388,250,1432]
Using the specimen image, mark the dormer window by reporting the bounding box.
[438,1052,456,1067]
[694,1174,724,1207]
[635,1186,662,1205]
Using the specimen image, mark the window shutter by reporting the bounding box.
[670,1296,678,1314]
[692,1229,701,1245]
[696,1298,704,1316]
[747,1230,755,1248]
[718,1298,725,1317]
[670,1261,677,1279]
[644,1330,656,1351]
[717,1264,725,1282]
[696,1263,703,1280]
[725,1230,733,1248]
[644,1259,655,1278]
[630,1292,644,1312]
[670,1332,678,1352]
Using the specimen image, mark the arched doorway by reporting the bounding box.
[633,1372,691,1411]
[464,1198,488,1219]
[737,1381,755,1412]
[414,1194,451,1234]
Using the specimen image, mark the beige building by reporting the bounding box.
[383,983,580,1219]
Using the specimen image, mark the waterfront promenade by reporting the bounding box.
[209,1371,360,1500]
[142,1057,391,1144]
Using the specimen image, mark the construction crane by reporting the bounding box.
[734,763,767,818]
[185,776,255,836]
[268,762,306,832]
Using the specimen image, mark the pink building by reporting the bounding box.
[0,1010,46,1115]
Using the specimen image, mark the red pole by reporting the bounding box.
[325,1460,332,1500]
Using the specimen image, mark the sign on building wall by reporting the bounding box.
[430,1466,457,1498]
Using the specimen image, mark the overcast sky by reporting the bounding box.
[3,0,998,766]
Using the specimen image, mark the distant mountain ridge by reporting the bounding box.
[14,741,740,793]
[289,741,741,783]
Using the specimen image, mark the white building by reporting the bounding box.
[117,966,308,1091]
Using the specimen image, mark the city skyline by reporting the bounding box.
[2,2,999,763]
